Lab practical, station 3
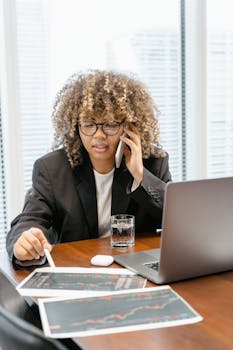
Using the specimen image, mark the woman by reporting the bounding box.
[6,70,172,267]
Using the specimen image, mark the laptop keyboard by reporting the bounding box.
[144,261,160,271]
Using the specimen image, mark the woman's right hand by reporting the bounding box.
[13,227,52,261]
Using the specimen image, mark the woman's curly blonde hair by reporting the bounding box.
[52,70,166,168]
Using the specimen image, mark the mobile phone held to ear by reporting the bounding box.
[115,135,126,168]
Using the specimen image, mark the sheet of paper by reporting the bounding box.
[17,267,147,297]
[38,286,203,338]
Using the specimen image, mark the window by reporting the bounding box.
[16,0,53,188]
[207,0,233,177]
[0,100,7,249]
[46,0,182,180]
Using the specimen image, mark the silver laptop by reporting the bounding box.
[114,177,233,284]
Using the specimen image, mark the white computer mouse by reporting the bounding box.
[91,255,114,267]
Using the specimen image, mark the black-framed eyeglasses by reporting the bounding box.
[78,121,123,136]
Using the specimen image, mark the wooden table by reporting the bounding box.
[2,233,233,350]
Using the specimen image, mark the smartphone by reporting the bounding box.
[115,135,126,168]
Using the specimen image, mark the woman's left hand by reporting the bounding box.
[121,125,144,184]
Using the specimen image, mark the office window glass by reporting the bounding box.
[16,0,53,189]
[0,100,7,250]
[207,0,233,177]
[15,0,182,186]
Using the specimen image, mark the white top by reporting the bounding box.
[94,168,114,237]
[94,168,140,237]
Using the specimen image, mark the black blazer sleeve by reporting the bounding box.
[6,158,58,260]
[6,149,96,261]
[128,154,172,221]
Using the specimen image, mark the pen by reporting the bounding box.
[44,248,56,268]
[156,229,163,233]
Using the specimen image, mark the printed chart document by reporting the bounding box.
[17,267,146,297]
[38,286,203,338]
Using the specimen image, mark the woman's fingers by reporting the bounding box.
[13,227,51,261]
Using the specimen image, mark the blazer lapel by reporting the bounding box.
[112,165,131,215]
[73,157,132,235]
[73,161,98,237]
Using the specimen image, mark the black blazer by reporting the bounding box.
[6,149,172,259]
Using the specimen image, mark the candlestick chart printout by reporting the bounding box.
[17,267,146,297]
[39,286,203,338]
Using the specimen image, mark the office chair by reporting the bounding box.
[0,304,68,350]
[0,269,83,350]
[0,268,41,327]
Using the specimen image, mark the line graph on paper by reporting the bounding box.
[20,271,145,291]
[42,287,202,335]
